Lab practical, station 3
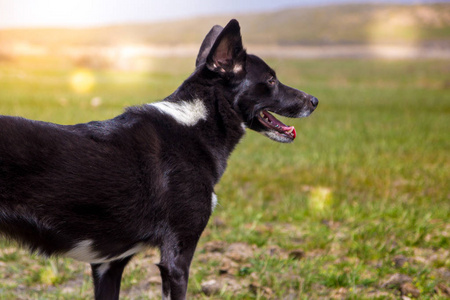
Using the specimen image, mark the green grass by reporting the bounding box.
[0,55,449,299]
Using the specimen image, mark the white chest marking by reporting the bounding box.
[65,240,146,264]
[211,193,218,212]
[150,99,207,126]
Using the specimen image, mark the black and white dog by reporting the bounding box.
[0,20,318,299]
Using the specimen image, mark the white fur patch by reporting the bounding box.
[150,99,207,126]
[162,290,171,300]
[111,243,146,261]
[65,240,146,264]
[211,193,218,212]
[96,262,110,277]
[65,240,99,262]
[233,64,243,73]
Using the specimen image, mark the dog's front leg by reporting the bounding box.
[158,232,205,300]
[90,256,133,300]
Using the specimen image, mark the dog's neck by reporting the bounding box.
[165,81,246,181]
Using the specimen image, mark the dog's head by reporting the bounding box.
[196,19,318,143]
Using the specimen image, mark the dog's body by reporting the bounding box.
[0,20,317,299]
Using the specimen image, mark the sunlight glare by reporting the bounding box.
[70,69,96,94]
[309,187,333,211]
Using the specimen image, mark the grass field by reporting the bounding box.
[0,55,449,299]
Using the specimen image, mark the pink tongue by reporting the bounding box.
[263,111,296,139]
[286,126,297,139]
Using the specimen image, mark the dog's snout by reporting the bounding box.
[310,96,319,108]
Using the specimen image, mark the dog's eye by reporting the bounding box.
[267,77,276,86]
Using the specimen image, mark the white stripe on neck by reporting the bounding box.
[150,99,207,126]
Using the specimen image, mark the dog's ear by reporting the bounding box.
[206,19,246,75]
[196,25,223,68]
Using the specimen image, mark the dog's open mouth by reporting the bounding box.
[257,110,296,140]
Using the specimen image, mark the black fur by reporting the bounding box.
[0,19,318,299]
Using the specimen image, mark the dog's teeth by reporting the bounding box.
[260,112,264,117]
[286,128,294,134]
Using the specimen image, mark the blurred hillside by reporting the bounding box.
[1,3,449,46]
[0,3,449,62]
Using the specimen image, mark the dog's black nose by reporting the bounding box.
[310,96,319,108]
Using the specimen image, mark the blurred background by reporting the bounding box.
[0,0,449,299]
[1,0,449,68]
